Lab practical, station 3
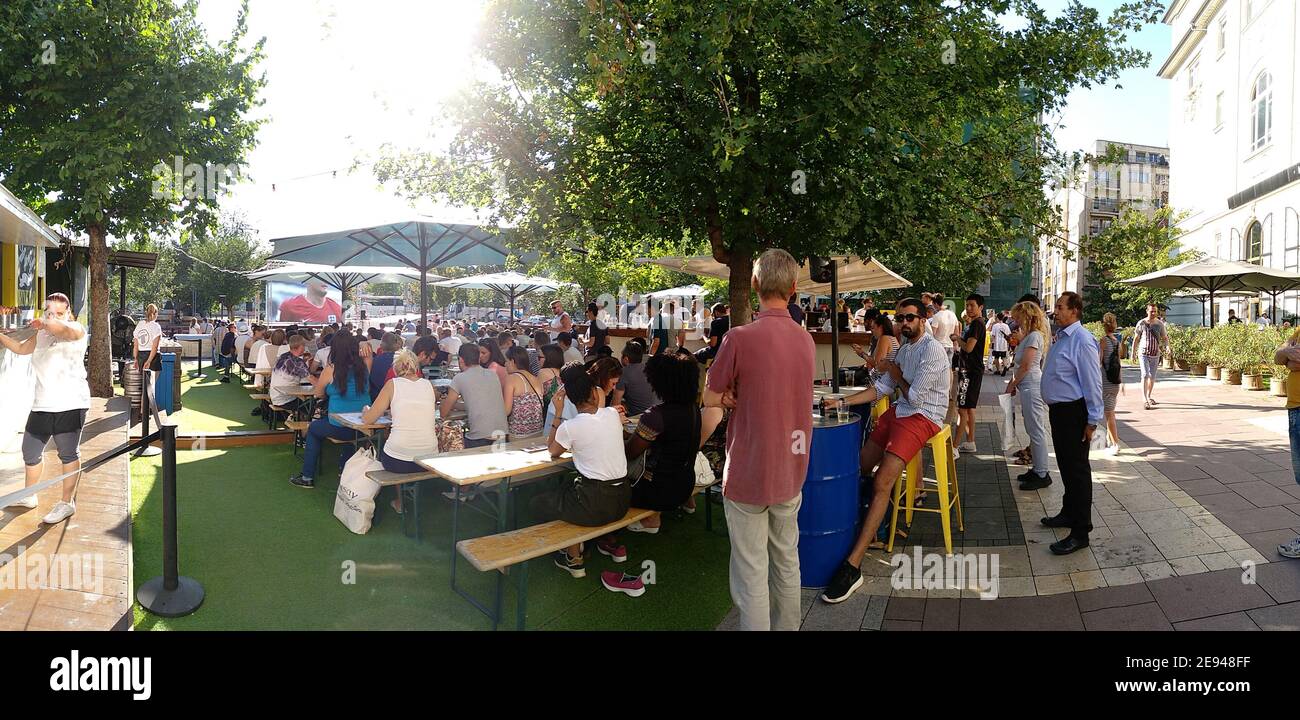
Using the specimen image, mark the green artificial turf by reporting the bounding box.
[130,440,735,630]
[116,362,261,434]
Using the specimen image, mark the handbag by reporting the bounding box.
[333,446,384,534]
[694,451,716,486]
[437,419,465,452]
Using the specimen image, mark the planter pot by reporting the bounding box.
[1164,356,1176,370]
[1222,369,1242,385]
[1207,365,1222,380]
[1273,378,1288,397]
[1243,373,1264,391]
[1191,362,1207,375]
[1175,359,1190,371]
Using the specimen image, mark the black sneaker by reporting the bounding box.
[553,550,586,578]
[1018,471,1051,490]
[821,561,864,604]
[251,407,262,417]
[289,474,314,489]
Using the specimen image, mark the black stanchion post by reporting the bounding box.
[136,421,205,617]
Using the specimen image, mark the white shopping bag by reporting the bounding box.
[998,393,1018,452]
[1088,427,1109,454]
[333,446,384,534]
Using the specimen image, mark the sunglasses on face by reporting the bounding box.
[896,313,921,322]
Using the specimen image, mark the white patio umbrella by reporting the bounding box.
[634,255,911,293]
[1122,257,1300,326]
[248,261,437,297]
[268,219,514,328]
[432,271,573,321]
[644,284,706,299]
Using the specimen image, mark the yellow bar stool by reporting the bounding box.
[871,396,890,422]
[886,424,964,555]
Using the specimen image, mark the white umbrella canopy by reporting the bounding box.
[1122,257,1300,325]
[248,261,435,294]
[644,284,706,299]
[433,271,574,320]
[634,255,911,294]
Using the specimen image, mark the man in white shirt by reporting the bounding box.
[930,293,959,357]
[559,333,585,365]
[438,328,463,359]
[269,335,311,413]
[988,313,1012,376]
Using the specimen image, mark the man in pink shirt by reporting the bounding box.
[704,248,815,631]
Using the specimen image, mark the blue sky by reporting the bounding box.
[1027,0,1173,154]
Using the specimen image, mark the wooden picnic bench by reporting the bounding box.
[456,477,721,630]
[366,468,440,540]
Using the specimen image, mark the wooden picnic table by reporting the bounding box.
[417,436,575,598]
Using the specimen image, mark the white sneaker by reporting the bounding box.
[6,495,37,510]
[628,520,659,534]
[42,500,75,524]
[1104,444,1120,456]
[959,442,978,453]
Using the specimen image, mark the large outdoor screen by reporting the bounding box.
[266,280,344,324]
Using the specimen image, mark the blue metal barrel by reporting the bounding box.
[798,413,862,588]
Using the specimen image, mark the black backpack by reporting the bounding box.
[1105,335,1122,385]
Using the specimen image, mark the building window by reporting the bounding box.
[1216,232,1224,258]
[1246,221,1263,265]
[1216,14,1227,54]
[1215,91,1224,128]
[1250,72,1273,152]
[1187,60,1199,94]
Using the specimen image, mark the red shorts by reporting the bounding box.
[868,406,940,462]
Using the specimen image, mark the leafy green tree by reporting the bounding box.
[0,0,265,395]
[107,237,180,313]
[1078,206,1201,325]
[375,0,1161,325]
[184,215,267,319]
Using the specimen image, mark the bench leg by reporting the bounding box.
[705,486,713,531]
[412,482,422,543]
[515,560,529,631]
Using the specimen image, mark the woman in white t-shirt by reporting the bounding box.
[532,364,633,588]
[133,304,164,372]
[0,292,90,525]
[363,349,437,514]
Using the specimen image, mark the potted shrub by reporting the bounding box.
[1185,327,1209,375]
[1204,327,1224,380]
[1167,325,1194,371]
[1273,362,1289,397]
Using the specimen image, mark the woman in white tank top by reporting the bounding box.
[362,349,438,513]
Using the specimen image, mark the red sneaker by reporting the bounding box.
[595,537,627,563]
[600,571,645,597]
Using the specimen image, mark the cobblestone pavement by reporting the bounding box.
[718,365,1300,630]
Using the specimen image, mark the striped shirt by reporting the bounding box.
[872,332,951,426]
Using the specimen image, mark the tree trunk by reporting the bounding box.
[727,248,753,327]
[87,224,113,397]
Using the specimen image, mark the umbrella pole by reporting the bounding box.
[1209,289,1215,328]
[420,267,429,331]
[831,262,840,394]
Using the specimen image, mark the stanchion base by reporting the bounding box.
[136,445,163,457]
[137,576,205,617]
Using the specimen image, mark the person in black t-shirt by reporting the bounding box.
[695,303,730,363]
[950,293,987,453]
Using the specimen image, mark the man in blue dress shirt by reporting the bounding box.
[1040,291,1104,555]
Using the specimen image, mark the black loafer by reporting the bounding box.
[1019,474,1052,491]
[1041,514,1071,528]
[1050,536,1089,555]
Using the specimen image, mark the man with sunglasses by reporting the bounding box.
[819,298,951,603]
[0,293,90,524]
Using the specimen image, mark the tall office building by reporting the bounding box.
[1038,140,1171,308]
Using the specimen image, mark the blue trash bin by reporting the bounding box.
[798,413,862,588]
